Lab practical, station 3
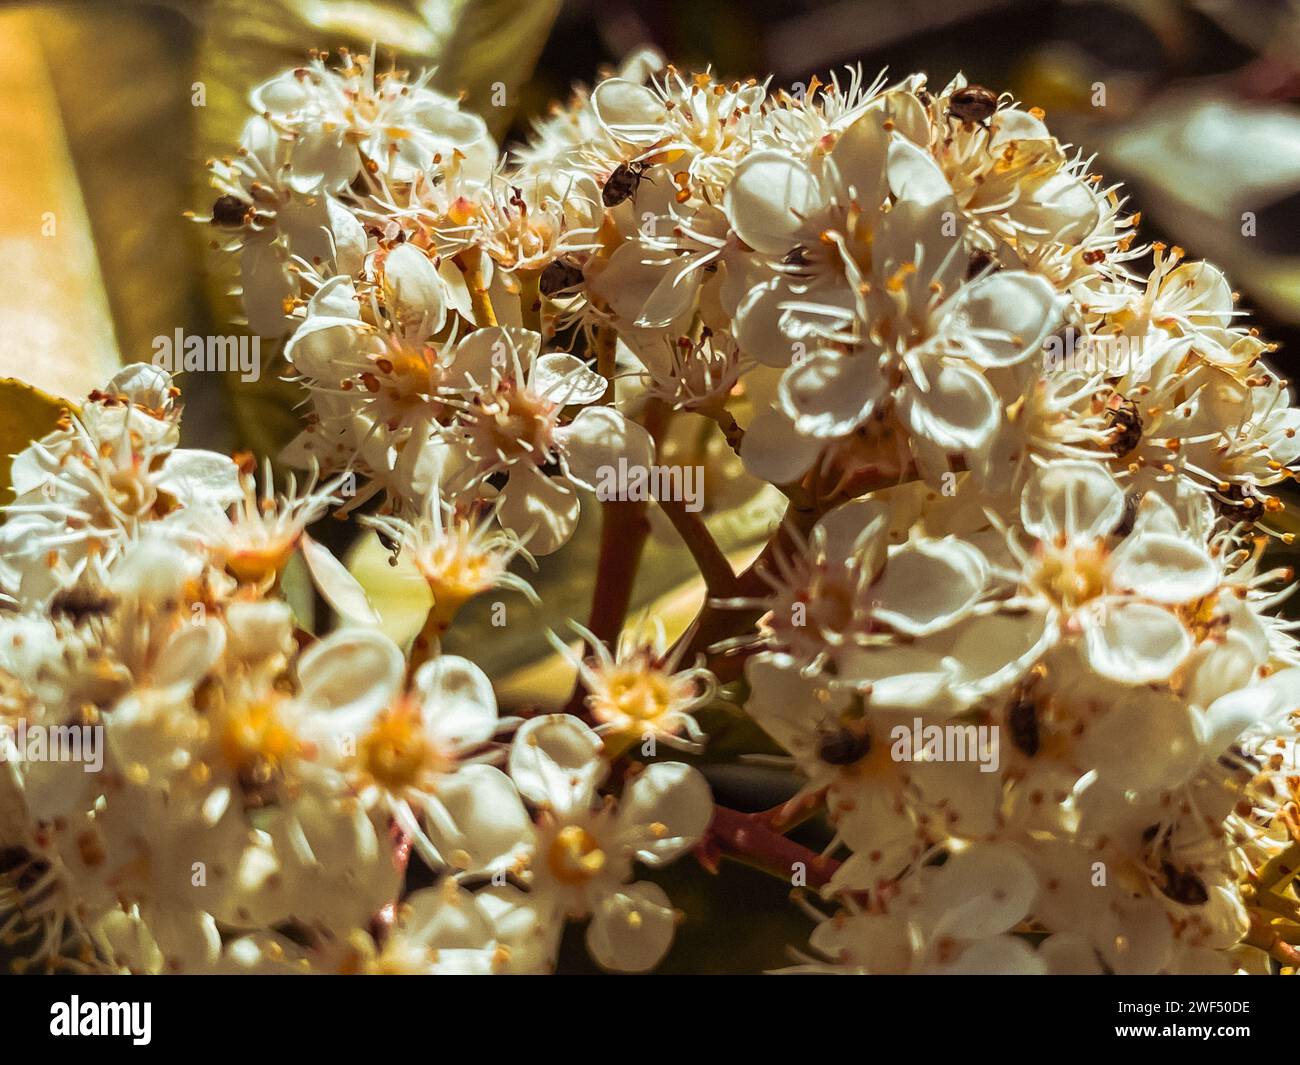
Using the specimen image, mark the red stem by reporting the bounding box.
[696,804,841,889]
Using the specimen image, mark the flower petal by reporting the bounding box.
[616,762,713,866]
[508,713,605,815]
[1020,460,1124,542]
[559,407,653,488]
[869,537,987,635]
[941,271,1063,367]
[497,467,581,556]
[778,349,887,438]
[724,151,822,255]
[1108,533,1218,604]
[532,353,607,406]
[584,881,676,973]
[1083,601,1191,685]
[412,654,498,751]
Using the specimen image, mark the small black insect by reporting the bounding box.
[948,85,999,125]
[49,586,116,625]
[783,245,811,268]
[540,258,585,297]
[1105,394,1143,457]
[0,845,28,875]
[1158,861,1209,906]
[1114,490,1142,538]
[818,725,872,766]
[211,194,251,228]
[966,248,1000,280]
[602,162,651,207]
[1007,699,1040,757]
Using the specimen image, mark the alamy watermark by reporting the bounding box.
[50,997,151,1045]
[889,717,1000,774]
[1042,327,1149,384]
[0,721,103,772]
[594,459,705,513]
[151,329,261,382]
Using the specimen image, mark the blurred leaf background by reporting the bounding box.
[1,0,1299,972]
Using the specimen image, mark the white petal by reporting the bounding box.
[1202,668,1300,755]
[382,243,447,337]
[241,235,295,336]
[532,353,607,406]
[946,611,1055,704]
[924,843,1038,939]
[779,349,887,438]
[1083,601,1191,685]
[724,151,822,255]
[869,537,986,635]
[885,136,953,206]
[497,468,581,556]
[592,78,666,144]
[815,497,891,575]
[156,449,242,510]
[1038,933,1104,975]
[1160,261,1233,329]
[941,271,1063,367]
[559,407,653,488]
[836,644,955,712]
[283,315,365,378]
[295,628,404,732]
[1109,533,1218,603]
[1020,460,1124,542]
[827,109,888,203]
[738,405,822,484]
[744,653,851,752]
[1081,688,1201,793]
[412,654,498,751]
[733,277,803,367]
[302,533,380,626]
[1011,170,1099,244]
[927,936,1045,975]
[900,359,1000,452]
[585,881,676,973]
[424,764,534,874]
[508,713,605,815]
[153,621,225,692]
[450,327,540,388]
[616,762,713,867]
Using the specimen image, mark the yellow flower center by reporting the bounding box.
[466,381,558,466]
[598,669,675,726]
[547,824,606,886]
[220,699,297,783]
[358,701,445,792]
[1035,541,1110,610]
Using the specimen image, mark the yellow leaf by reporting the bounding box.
[0,9,120,394]
[0,378,76,505]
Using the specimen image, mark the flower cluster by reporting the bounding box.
[0,367,709,973]
[3,47,1300,975]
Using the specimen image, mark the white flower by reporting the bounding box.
[987,459,1219,687]
[793,843,1043,974]
[0,365,239,604]
[440,327,653,553]
[427,715,712,972]
[547,621,716,754]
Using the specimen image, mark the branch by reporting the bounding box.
[1246,910,1300,970]
[704,406,744,455]
[563,399,671,714]
[456,247,497,327]
[518,268,542,333]
[696,804,840,889]
[659,496,740,596]
[594,324,617,405]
